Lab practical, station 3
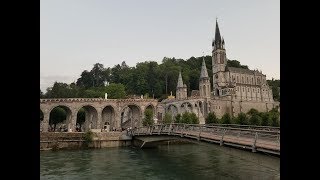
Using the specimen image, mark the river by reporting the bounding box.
[40,143,280,180]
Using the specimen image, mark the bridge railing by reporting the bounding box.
[131,123,280,153]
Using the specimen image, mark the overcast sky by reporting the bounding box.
[40,0,280,92]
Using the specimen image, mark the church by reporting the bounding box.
[157,20,279,124]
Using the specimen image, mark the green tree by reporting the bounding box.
[105,83,126,99]
[181,112,192,124]
[40,89,44,98]
[249,114,262,126]
[76,70,94,88]
[227,60,249,69]
[45,82,75,98]
[175,114,181,123]
[235,112,248,125]
[91,63,110,87]
[163,112,173,124]
[189,113,199,124]
[247,108,259,116]
[267,79,280,102]
[260,112,271,126]
[143,109,154,126]
[180,112,199,124]
[76,63,110,88]
[220,113,232,124]
[205,112,219,124]
[269,109,280,127]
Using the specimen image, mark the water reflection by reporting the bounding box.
[40,143,280,180]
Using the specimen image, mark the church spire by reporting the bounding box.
[215,19,222,43]
[177,71,184,88]
[212,19,223,49]
[200,55,209,79]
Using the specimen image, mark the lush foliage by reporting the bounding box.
[163,113,173,124]
[234,112,248,125]
[83,130,94,147]
[205,112,219,124]
[227,60,249,69]
[143,109,154,126]
[219,108,280,127]
[175,114,182,123]
[41,58,279,102]
[220,113,232,124]
[267,79,280,102]
[40,56,280,101]
[178,112,199,124]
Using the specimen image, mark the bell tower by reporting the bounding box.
[212,19,227,95]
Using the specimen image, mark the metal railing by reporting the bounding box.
[131,123,280,154]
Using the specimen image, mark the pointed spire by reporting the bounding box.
[215,19,222,43]
[200,55,209,79]
[177,71,184,88]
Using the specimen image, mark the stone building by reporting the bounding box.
[40,20,279,132]
[158,20,279,122]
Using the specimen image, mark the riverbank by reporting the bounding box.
[40,132,132,150]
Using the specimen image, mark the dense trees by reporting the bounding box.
[205,112,219,124]
[163,113,173,124]
[42,56,279,101]
[205,108,280,127]
[267,79,280,102]
[174,112,199,124]
[227,60,249,69]
[143,109,154,126]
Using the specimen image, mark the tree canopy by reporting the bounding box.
[41,57,279,101]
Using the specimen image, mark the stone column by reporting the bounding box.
[141,106,145,127]
[96,108,102,130]
[42,111,50,132]
[70,110,77,132]
[115,111,121,130]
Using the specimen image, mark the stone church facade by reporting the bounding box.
[157,20,279,124]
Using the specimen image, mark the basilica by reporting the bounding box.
[158,20,279,123]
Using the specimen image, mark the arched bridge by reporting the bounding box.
[131,123,280,155]
[40,98,158,132]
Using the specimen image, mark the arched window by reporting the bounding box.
[242,77,244,83]
[247,77,249,84]
[221,53,224,63]
[237,76,239,83]
[252,77,254,84]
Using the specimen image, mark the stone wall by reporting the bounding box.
[40,132,132,150]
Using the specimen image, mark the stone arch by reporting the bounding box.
[145,104,155,115]
[102,105,116,131]
[120,104,141,129]
[167,104,178,121]
[76,105,98,132]
[181,102,193,114]
[40,109,44,132]
[49,105,72,132]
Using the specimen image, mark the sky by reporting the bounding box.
[40,0,280,92]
